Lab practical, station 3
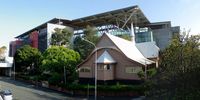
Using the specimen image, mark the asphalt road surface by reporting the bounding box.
[0,77,84,100]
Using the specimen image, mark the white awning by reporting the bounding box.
[0,63,12,68]
[97,51,116,64]
[0,57,13,68]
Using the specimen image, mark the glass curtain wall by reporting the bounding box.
[135,27,153,43]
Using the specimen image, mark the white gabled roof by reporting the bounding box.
[105,33,154,65]
[136,41,160,58]
[97,50,116,63]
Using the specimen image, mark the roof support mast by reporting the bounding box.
[121,11,134,29]
[131,22,135,44]
[121,7,139,29]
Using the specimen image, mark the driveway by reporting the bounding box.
[0,77,83,100]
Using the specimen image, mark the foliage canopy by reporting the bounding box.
[41,46,80,83]
[0,46,7,61]
[147,35,200,99]
[14,45,41,75]
[51,28,73,47]
[73,25,99,60]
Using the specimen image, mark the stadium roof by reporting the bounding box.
[71,5,150,29]
[16,5,150,38]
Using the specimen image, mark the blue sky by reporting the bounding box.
[0,0,200,52]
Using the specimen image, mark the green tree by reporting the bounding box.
[0,46,7,61]
[51,28,73,47]
[41,46,80,84]
[14,45,41,75]
[73,25,99,60]
[118,34,132,41]
[73,36,94,60]
[147,35,200,99]
[83,25,99,44]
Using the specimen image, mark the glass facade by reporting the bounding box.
[135,31,151,43]
[108,29,130,36]
[135,27,153,43]
[38,31,47,52]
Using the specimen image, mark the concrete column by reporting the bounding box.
[131,22,135,44]
[150,31,154,42]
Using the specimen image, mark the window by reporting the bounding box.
[125,67,142,74]
[80,67,91,72]
[98,64,111,70]
[98,65,104,70]
[105,64,111,70]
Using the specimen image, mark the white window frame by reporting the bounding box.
[80,67,91,73]
[125,66,142,74]
[98,64,111,70]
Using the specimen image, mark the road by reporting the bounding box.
[0,77,84,100]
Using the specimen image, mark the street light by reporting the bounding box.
[82,39,97,100]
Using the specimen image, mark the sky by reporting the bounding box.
[0,0,200,54]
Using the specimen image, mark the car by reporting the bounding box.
[0,90,13,100]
